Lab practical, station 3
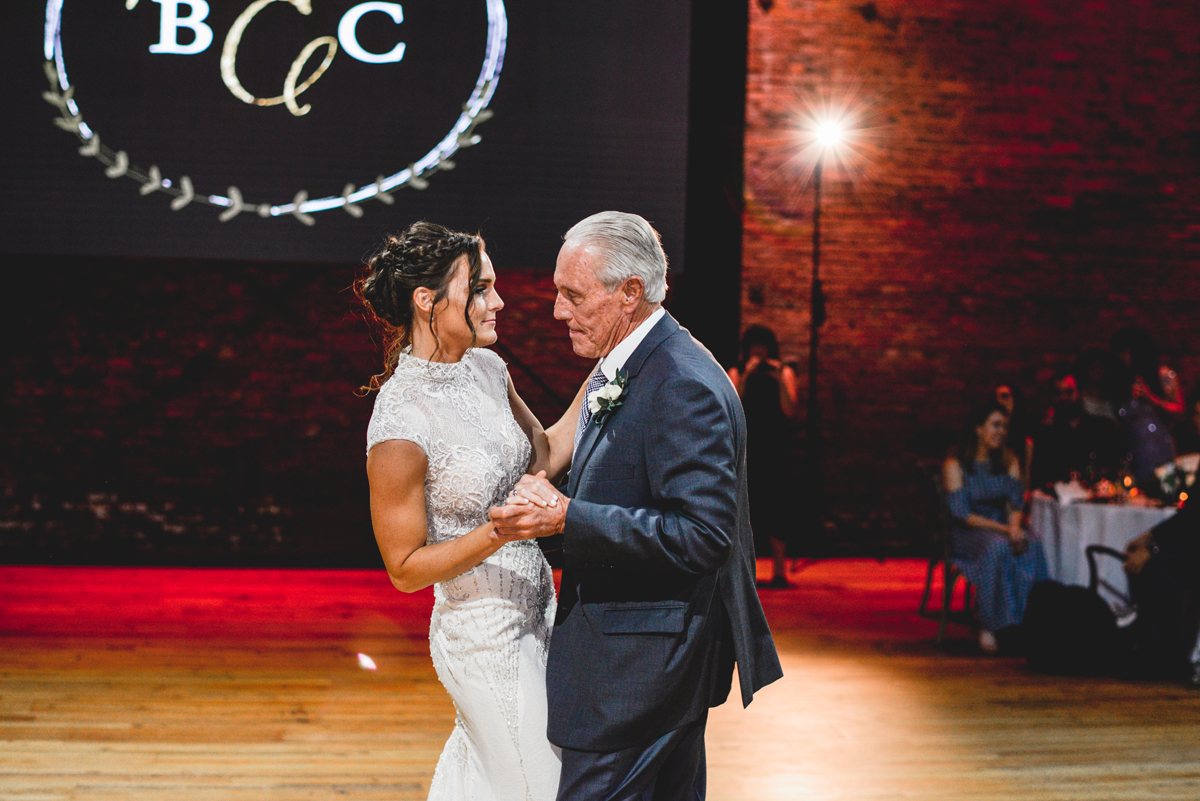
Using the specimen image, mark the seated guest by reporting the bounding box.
[1076,347,1120,423]
[1031,370,1122,489]
[943,402,1049,653]
[1174,390,1200,457]
[1110,326,1185,488]
[994,383,1034,486]
[1123,503,1200,684]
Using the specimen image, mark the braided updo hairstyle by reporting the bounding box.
[356,221,485,391]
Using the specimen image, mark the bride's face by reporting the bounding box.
[434,250,503,351]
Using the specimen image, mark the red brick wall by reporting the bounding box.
[2,260,579,565]
[9,1,1200,563]
[742,0,1200,544]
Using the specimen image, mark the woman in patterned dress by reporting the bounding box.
[943,402,1049,654]
[357,222,585,800]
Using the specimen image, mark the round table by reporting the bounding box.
[1030,492,1178,607]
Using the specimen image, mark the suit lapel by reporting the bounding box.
[568,313,679,493]
[623,312,678,381]
[569,413,603,496]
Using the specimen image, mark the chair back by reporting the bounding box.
[918,463,975,643]
[1085,544,1131,609]
[929,466,954,560]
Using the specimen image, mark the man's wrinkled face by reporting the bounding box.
[553,242,627,359]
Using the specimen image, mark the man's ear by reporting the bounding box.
[621,276,645,308]
[412,287,434,314]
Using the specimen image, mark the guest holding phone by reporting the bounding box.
[728,325,799,588]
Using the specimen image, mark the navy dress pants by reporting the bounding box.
[556,713,707,801]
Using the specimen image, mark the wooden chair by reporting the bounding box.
[918,469,975,644]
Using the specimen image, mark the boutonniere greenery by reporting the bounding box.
[590,369,630,426]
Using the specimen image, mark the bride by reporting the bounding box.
[358,222,583,800]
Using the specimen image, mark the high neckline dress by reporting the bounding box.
[367,348,560,800]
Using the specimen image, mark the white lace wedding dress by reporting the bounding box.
[366,347,560,800]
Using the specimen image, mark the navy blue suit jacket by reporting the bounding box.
[546,313,783,752]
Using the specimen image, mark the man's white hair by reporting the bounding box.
[562,211,668,303]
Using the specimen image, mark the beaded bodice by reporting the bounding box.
[366,347,542,583]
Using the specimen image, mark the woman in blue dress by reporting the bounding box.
[943,402,1048,653]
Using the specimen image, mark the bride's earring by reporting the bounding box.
[412,288,437,334]
[412,287,434,314]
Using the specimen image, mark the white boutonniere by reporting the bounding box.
[589,369,630,425]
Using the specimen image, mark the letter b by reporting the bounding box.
[150,0,214,55]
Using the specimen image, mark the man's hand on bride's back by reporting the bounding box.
[489,472,568,540]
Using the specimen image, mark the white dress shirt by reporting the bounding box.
[597,307,666,382]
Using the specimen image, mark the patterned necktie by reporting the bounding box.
[574,365,609,450]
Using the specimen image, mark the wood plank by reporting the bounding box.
[1,561,1198,800]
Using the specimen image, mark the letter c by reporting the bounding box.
[221,0,338,116]
[338,3,406,64]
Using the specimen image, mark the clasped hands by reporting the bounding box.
[489,471,568,540]
[1007,523,1030,556]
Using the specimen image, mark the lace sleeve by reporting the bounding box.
[365,380,431,455]
[473,347,512,399]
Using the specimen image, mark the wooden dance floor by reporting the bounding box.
[2,559,1199,800]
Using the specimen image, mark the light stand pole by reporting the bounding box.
[806,157,827,523]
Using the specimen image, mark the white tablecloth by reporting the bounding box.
[1030,493,1177,606]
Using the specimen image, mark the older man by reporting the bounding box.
[491,212,782,800]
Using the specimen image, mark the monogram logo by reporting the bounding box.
[41,0,507,224]
[134,0,407,117]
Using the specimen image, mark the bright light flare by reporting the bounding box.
[815,120,844,149]
[748,89,880,205]
[356,652,378,670]
[790,102,866,183]
[797,103,860,167]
